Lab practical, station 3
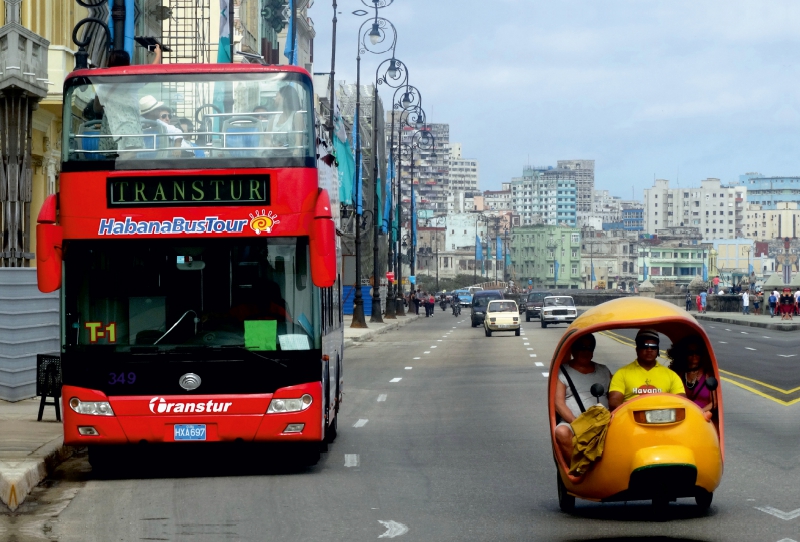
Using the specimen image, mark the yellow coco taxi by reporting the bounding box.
[548,297,724,512]
[484,300,520,337]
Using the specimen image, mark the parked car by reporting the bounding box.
[524,290,553,321]
[540,296,577,328]
[483,300,520,337]
[471,290,504,327]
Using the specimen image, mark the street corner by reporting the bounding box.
[0,441,72,512]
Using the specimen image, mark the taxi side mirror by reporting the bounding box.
[705,377,718,391]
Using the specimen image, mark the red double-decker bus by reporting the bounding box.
[36,63,342,467]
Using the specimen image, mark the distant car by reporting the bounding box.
[540,296,577,328]
[484,300,520,337]
[524,290,553,321]
[467,286,484,295]
[471,290,504,327]
[452,289,473,307]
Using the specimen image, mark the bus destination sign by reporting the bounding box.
[107,175,270,207]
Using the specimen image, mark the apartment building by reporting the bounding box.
[449,143,479,195]
[643,178,747,240]
[511,166,577,226]
[557,159,595,214]
[733,173,800,209]
[510,224,582,289]
[743,202,800,240]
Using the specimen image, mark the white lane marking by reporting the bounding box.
[745,347,756,351]
[535,362,544,367]
[778,354,797,358]
[725,328,731,331]
[529,354,537,357]
[423,351,430,354]
[413,357,421,360]
[763,336,771,339]
[754,506,800,520]
[452,327,457,329]
[353,419,369,428]
[710,326,716,328]
[776,539,798,542]
[390,377,402,383]
[741,331,749,334]
[378,520,409,538]
[542,372,549,377]
[430,346,437,348]
[524,343,530,346]
[405,367,412,370]
[437,339,443,342]
[527,348,533,350]
[377,394,387,402]
[344,454,360,467]
[719,341,728,344]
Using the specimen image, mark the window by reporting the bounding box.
[549,264,554,275]
[571,264,578,275]
[571,233,579,243]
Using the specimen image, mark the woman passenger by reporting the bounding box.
[554,334,613,466]
[667,337,715,412]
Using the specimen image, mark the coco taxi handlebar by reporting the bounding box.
[549,298,724,514]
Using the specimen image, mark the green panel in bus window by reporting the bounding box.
[244,320,277,351]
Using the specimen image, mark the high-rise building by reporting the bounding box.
[557,160,595,214]
[511,166,577,226]
[449,143,480,195]
[643,178,747,241]
[733,173,800,209]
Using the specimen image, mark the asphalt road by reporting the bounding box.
[3,309,799,541]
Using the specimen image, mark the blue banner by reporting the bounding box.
[591,262,596,282]
[496,237,502,263]
[108,0,135,57]
[381,151,394,234]
[703,264,708,282]
[554,261,560,283]
[283,0,298,65]
[411,196,416,248]
[352,112,363,216]
[217,0,232,63]
[475,235,483,261]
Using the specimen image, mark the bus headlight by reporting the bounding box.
[267,394,313,413]
[69,397,115,416]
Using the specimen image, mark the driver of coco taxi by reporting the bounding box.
[607,329,686,410]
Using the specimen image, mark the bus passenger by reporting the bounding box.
[269,86,304,153]
[608,329,686,410]
[554,334,612,466]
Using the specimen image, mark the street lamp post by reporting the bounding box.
[350,4,398,328]
[742,245,753,291]
[547,235,564,289]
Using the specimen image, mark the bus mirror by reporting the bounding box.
[36,223,63,293]
[311,217,336,288]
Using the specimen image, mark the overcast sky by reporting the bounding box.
[309,0,800,198]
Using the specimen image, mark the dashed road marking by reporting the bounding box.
[745,347,756,351]
[437,340,443,342]
[529,354,537,357]
[719,341,728,344]
[377,394,387,402]
[524,343,530,346]
[535,362,544,367]
[778,354,797,358]
[405,367,412,370]
[378,520,409,538]
[542,372,549,377]
[527,348,533,350]
[430,346,437,348]
[390,377,402,383]
[725,328,731,331]
[344,454,360,467]
[353,419,369,428]
[423,351,430,354]
[741,331,749,334]
[763,336,771,339]
[754,506,800,520]
[413,357,420,360]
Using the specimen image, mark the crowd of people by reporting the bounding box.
[554,329,716,465]
[685,286,800,318]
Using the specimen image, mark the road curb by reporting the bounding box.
[344,314,420,348]
[694,314,800,331]
[0,438,73,511]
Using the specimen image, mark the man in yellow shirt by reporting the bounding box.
[608,329,686,410]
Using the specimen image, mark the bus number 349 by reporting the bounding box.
[108,372,137,385]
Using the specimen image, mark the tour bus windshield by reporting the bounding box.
[63,72,315,169]
[63,238,320,352]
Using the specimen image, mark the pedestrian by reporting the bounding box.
[412,291,420,315]
[713,275,720,294]
[752,291,761,316]
[741,290,749,315]
[685,292,692,311]
[768,291,777,317]
[428,292,436,317]
[700,290,708,313]
[780,287,794,320]
[695,293,703,313]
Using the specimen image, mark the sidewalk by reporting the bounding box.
[0,312,420,512]
[693,310,800,331]
[0,398,70,511]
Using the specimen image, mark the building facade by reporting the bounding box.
[643,178,747,240]
[511,166,577,226]
[448,143,479,195]
[733,173,800,209]
[743,202,800,240]
[557,159,594,214]
[637,243,706,286]
[511,224,582,289]
[580,229,638,291]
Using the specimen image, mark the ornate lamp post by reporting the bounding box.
[350,1,397,328]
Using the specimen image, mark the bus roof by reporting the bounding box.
[66,63,311,82]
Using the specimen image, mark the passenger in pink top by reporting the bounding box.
[667,337,715,412]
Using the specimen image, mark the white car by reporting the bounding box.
[484,300,520,337]
[540,296,577,328]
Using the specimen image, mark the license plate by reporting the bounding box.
[174,424,206,441]
[556,316,566,320]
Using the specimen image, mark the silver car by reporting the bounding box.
[540,296,577,328]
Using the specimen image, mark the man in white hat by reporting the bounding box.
[139,96,187,150]
[608,329,686,410]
